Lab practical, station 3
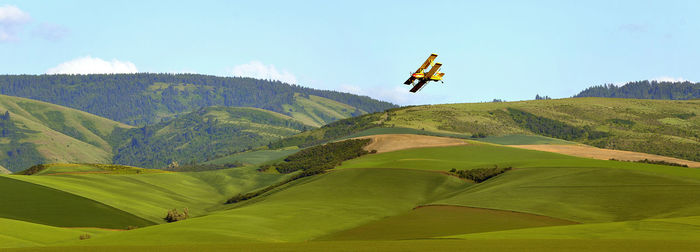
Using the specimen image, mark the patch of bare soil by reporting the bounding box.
[354,134,467,153]
[509,144,700,168]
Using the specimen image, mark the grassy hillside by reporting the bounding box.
[16,163,168,176]
[9,166,289,223]
[4,133,700,250]
[0,218,116,248]
[0,95,132,172]
[0,176,153,228]
[0,74,395,125]
[272,98,700,162]
[68,168,468,245]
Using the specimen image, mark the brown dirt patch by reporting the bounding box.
[353,134,468,153]
[509,144,700,168]
[45,171,113,175]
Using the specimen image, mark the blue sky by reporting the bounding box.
[1,0,698,105]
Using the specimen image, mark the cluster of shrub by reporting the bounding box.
[16,164,47,175]
[271,139,371,174]
[449,166,513,183]
[164,161,243,172]
[268,113,383,149]
[227,139,372,204]
[164,208,189,223]
[507,108,609,141]
[609,158,689,167]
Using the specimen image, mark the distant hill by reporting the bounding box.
[575,80,700,100]
[0,74,396,125]
[0,94,131,172]
[110,106,311,168]
[270,98,700,162]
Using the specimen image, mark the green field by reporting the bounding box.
[317,205,576,241]
[8,166,289,223]
[0,176,153,229]
[205,148,300,166]
[4,129,700,251]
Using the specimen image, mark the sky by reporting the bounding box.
[1,0,698,105]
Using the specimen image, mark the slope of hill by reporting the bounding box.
[0,95,132,172]
[0,74,396,125]
[575,80,700,100]
[3,133,700,250]
[110,106,311,168]
[271,98,700,162]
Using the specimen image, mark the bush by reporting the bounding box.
[79,234,91,240]
[450,166,512,183]
[164,208,189,222]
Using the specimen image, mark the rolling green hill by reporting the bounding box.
[3,133,700,250]
[0,176,153,229]
[0,95,132,172]
[0,74,395,125]
[271,97,700,162]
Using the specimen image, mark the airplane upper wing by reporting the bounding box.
[424,62,442,79]
[409,80,428,93]
[416,54,438,73]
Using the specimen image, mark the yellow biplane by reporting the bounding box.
[403,53,445,92]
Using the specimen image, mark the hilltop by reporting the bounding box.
[0,74,396,125]
[271,97,700,162]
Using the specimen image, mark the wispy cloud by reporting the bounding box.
[33,22,69,41]
[46,56,138,74]
[0,5,31,42]
[651,76,688,83]
[229,61,297,84]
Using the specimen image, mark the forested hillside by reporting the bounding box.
[0,74,396,125]
[575,80,700,100]
[271,98,700,162]
[110,106,310,168]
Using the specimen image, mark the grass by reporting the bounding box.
[204,148,300,166]
[7,239,700,251]
[0,218,117,248]
[8,166,289,223]
[0,176,153,229]
[67,168,468,245]
[317,205,576,241]
[446,215,700,240]
[339,143,700,223]
[29,163,168,175]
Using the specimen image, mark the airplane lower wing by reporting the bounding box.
[409,80,428,93]
[403,76,415,85]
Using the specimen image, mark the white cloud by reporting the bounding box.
[229,61,297,84]
[0,5,31,42]
[46,56,138,74]
[651,76,688,83]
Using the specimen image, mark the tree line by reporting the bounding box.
[575,80,700,100]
